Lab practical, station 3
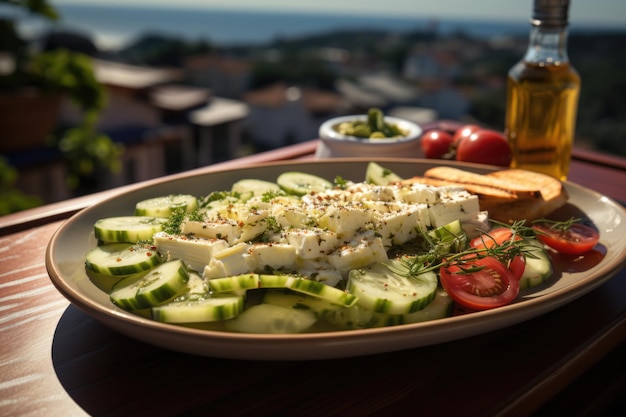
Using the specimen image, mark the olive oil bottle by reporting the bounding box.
[505,0,580,180]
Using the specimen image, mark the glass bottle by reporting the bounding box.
[505,0,580,180]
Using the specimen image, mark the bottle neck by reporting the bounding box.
[524,24,570,65]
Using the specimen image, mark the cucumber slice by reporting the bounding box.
[322,303,375,330]
[94,216,167,243]
[429,219,467,253]
[258,274,290,288]
[276,172,333,196]
[135,194,198,217]
[347,259,438,314]
[110,259,190,310]
[85,243,163,276]
[231,179,281,199]
[284,275,357,307]
[365,162,403,185]
[370,289,454,326]
[208,273,356,307]
[225,303,317,334]
[207,273,260,293]
[152,295,244,323]
[262,289,343,317]
[520,240,553,289]
[86,268,139,293]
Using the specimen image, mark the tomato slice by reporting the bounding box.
[440,256,520,311]
[506,255,526,281]
[532,222,600,255]
[470,227,526,281]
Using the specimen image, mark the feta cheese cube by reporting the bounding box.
[348,184,396,202]
[377,203,429,247]
[273,205,313,229]
[327,233,388,273]
[203,242,255,279]
[393,183,441,204]
[429,189,480,227]
[182,219,241,245]
[153,232,229,272]
[280,228,339,259]
[318,203,373,237]
[249,242,297,270]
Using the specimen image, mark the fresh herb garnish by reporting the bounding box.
[162,207,187,235]
[532,217,581,232]
[334,176,349,189]
[261,190,285,203]
[390,221,538,278]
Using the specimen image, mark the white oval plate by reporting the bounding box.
[46,159,626,360]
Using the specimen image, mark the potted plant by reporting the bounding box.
[0,0,122,194]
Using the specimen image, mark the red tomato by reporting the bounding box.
[456,129,512,167]
[440,256,520,310]
[470,227,526,281]
[421,129,454,159]
[452,124,481,146]
[470,227,518,249]
[532,222,600,255]
[507,256,526,282]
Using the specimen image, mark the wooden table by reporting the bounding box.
[1,140,625,417]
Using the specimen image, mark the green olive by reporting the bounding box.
[332,108,408,139]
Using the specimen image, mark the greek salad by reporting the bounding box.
[84,162,599,333]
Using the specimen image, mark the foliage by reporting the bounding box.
[0,156,41,215]
[56,123,124,189]
[29,49,105,114]
[0,0,122,197]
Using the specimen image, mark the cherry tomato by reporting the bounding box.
[470,227,519,249]
[532,222,600,255]
[507,255,526,282]
[470,227,526,281]
[452,124,481,146]
[421,129,454,159]
[456,129,512,167]
[440,256,520,310]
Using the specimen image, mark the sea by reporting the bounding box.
[13,3,620,51]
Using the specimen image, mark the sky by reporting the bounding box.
[56,0,626,27]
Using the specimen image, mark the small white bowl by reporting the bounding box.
[315,114,423,158]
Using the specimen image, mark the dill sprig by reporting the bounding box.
[334,176,349,189]
[390,220,540,278]
[532,217,581,232]
[261,190,286,203]
[162,207,188,235]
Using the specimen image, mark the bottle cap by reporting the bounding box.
[531,0,570,27]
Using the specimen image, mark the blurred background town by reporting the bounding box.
[1,0,625,214]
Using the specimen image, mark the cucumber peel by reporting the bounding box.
[365,162,403,185]
[277,172,333,196]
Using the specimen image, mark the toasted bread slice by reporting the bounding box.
[423,167,542,201]
[481,169,569,223]
[480,194,569,223]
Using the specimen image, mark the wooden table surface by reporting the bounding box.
[1,139,625,417]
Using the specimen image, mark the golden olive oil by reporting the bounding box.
[506,61,580,180]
